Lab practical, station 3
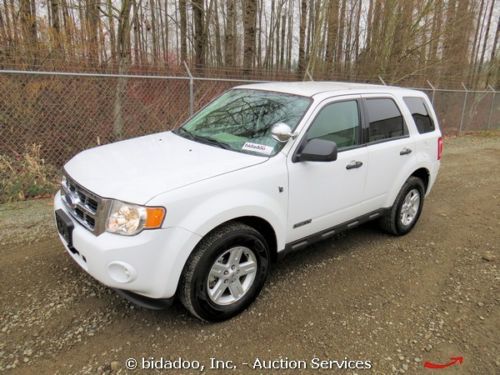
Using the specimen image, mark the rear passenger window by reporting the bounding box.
[365,98,407,142]
[403,97,435,133]
[306,100,360,149]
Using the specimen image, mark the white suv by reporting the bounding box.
[54,82,442,321]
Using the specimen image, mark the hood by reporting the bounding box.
[64,131,267,204]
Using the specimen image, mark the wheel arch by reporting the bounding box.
[193,216,279,263]
[385,164,432,208]
[410,167,430,193]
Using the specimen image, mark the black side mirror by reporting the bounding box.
[295,138,338,162]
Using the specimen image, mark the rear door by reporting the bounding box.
[362,95,416,210]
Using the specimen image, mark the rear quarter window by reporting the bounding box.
[403,97,435,133]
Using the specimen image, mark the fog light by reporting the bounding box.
[107,261,137,283]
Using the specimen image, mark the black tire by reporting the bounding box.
[379,176,425,236]
[179,222,270,322]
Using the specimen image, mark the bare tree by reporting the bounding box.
[179,0,187,63]
[325,0,339,74]
[20,0,37,60]
[225,0,236,66]
[475,0,495,86]
[113,0,133,140]
[243,0,257,73]
[192,0,205,69]
[149,0,158,64]
[297,0,307,77]
[486,15,499,86]
[0,0,497,88]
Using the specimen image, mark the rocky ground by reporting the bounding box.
[0,133,498,374]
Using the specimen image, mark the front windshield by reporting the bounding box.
[175,89,311,156]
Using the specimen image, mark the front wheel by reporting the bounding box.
[379,176,425,236]
[179,222,270,322]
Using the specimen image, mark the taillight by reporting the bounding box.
[437,137,443,160]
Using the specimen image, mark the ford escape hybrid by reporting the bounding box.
[54,82,442,321]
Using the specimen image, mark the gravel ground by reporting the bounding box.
[0,133,499,374]
[0,199,55,246]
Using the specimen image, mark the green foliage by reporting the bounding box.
[0,145,58,204]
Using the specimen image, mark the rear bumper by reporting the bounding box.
[54,191,202,299]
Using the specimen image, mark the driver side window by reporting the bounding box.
[306,100,360,149]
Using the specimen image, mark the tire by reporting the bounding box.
[379,176,425,236]
[179,222,270,322]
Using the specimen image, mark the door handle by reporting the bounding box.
[346,160,363,170]
[400,148,412,155]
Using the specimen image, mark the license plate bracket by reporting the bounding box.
[55,209,74,248]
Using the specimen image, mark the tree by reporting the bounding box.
[192,0,205,69]
[0,0,497,88]
[225,0,236,66]
[85,0,99,62]
[475,0,495,86]
[244,0,257,73]
[298,0,307,77]
[179,0,187,63]
[149,0,158,64]
[213,0,222,66]
[20,0,37,60]
[486,16,499,86]
[113,0,133,140]
[325,0,339,74]
[106,0,117,64]
[50,0,61,53]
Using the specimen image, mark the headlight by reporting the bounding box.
[106,200,166,236]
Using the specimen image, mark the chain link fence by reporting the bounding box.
[0,69,498,170]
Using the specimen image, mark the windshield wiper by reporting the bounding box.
[175,127,195,139]
[195,135,232,150]
[175,127,231,150]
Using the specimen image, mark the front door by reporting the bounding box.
[287,97,369,243]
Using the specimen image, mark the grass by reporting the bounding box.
[0,144,58,204]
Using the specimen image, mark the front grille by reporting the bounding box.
[61,173,107,235]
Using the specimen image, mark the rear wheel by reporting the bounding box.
[179,222,270,322]
[379,176,425,236]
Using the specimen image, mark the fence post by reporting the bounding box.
[459,83,469,135]
[183,61,194,116]
[378,75,387,85]
[427,80,436,104]
[487,85,496,129]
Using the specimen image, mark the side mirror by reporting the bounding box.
[295,138,338,162]
[271,123,296,143]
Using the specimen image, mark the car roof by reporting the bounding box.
[235,81,424,98]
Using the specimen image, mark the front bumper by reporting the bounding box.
[54,191,202,299]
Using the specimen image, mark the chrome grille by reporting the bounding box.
[61,173,108,235]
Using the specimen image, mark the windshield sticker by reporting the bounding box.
[242,142,274,155]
